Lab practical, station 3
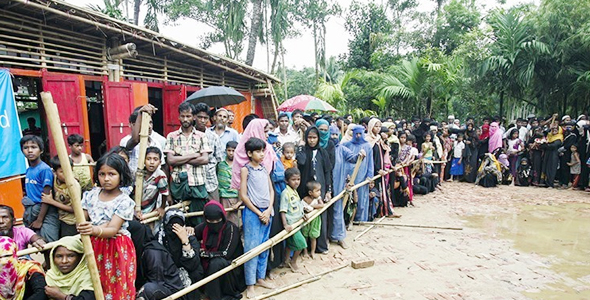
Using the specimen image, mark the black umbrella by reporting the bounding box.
[184,86,246,107]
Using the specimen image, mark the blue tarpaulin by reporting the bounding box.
[0,69,27,178]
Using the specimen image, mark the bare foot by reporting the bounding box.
[347,224,353,231]
[267,272,278,280]
[288,261,301,273]
[246,286,256,298]
[256,279,275,289]
[338,240,349,249]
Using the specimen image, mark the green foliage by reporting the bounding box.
[275,67,317,102]
[87,0,126,21]
[344,1,392,70]
[433,0,481,54]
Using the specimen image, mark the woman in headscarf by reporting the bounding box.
[157,209,204,293]
[367,119,397,218]
[297,127,333,254]
[231,119,277,189]
[382,122,400,163]
[488,122,504,154]
[329,130,364,249]
[463,123,480,183]
[541,125,563,188]
[479,123,490,156]
[475,153,502,187]
[342,125,374,222]
[330,125,340,145]
[195,201,245,300]
[0,237,45,300]
[267,126,287,273]
[316,118,336,170]
[128,220,184,300]
[528,126,544,186]
[45,236,94,300]
[340,123,356,143]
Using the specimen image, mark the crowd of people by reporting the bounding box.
[3,102,588,300]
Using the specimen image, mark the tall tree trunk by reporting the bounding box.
[313,22,319,86]
[271,42,280,74]
[133,0,142,25]
[499,90,504,119]
[246,0,263,66]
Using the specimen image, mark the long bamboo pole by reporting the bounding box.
[251,264,347,300]
[353,216,386,241]
[134,112,152,213]
[342,156,364,212]
[354,222,463,231]
[141,200,191,220]
[17,234,81,257]
[41,92,105,300]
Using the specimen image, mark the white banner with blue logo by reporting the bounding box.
[0,69,27,178]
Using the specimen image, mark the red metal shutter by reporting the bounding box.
[163,85,188,136]
[42,73,85,156]
[103,81,135,149]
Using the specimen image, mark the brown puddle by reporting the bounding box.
[464,203,590,300]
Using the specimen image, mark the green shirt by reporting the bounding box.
[280,185,304,225]
[217,160,238,198]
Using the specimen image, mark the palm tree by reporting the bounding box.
[481,10,548,117]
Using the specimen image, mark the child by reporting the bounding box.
[218,141,241,226]
[77,153,136,299]
[568,144,581,188]
[301,181,324,259]
[279,168,307,272]
[421,133,435,161]
[141,147,170,220]
[20,135,59,242]
[41,156,77,238]
[239,137,275,297]
[506,129,523,179]
[368,181,380,221]
[516,157,532,187]
[108,146,132,195]
[398,133,415,205]
[281,142,297,169]
[391,168,410,207]
[67,134,94,192]
[449,134,465,181]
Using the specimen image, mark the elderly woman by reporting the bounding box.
[0,236,45,300]
[45,236,94,300]
[195,201,245,300]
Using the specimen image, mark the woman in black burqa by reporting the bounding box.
[195,201,246,300]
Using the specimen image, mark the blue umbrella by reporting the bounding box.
[184,86,246,107]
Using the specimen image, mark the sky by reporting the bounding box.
[67,0,538,73]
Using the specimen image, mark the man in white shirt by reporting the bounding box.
[120,105,165,177]
[275,113,300,147]
[208,108,239,153]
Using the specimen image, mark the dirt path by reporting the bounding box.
[249,182,590,300]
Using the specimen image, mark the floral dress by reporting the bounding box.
[82,188,136,300]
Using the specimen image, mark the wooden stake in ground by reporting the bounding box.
[134,112,152,213]
[353,216,386,241]
[41,92,105,300]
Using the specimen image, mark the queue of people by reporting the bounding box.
[6,103,587,300]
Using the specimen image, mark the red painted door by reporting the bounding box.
[42,73,85,156]
[103,82,135,149]
[163,85,188,136]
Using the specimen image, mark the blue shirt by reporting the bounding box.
[208,126,239,154]
[25,161,54,204]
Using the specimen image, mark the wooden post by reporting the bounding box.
[134,112,152,213]
[41,92,105,300]
[342,156,364,212]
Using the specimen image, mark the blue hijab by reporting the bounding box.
[315,119,330,149]
[351,125,367,145]
[330,125,340,145]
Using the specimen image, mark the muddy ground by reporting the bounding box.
[249,182,590,300]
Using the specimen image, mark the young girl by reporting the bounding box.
[239,137,275,297]
[506,129,523,179]
[77,153,136,299]
[449,134,465,181]
[568,144,581,188]
[421,133,435,161]
[398,133,416,205]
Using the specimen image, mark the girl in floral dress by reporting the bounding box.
[77,153,136,300]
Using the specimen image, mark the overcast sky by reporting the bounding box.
[68,0,537,73]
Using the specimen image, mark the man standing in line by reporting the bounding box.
[193,103,224,202]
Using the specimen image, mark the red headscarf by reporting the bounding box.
[479,124,490,140]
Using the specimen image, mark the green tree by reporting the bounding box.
[433,0,481,54]
[344,1,392,70]
[166,0,248,60]
[481,9,548,117]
